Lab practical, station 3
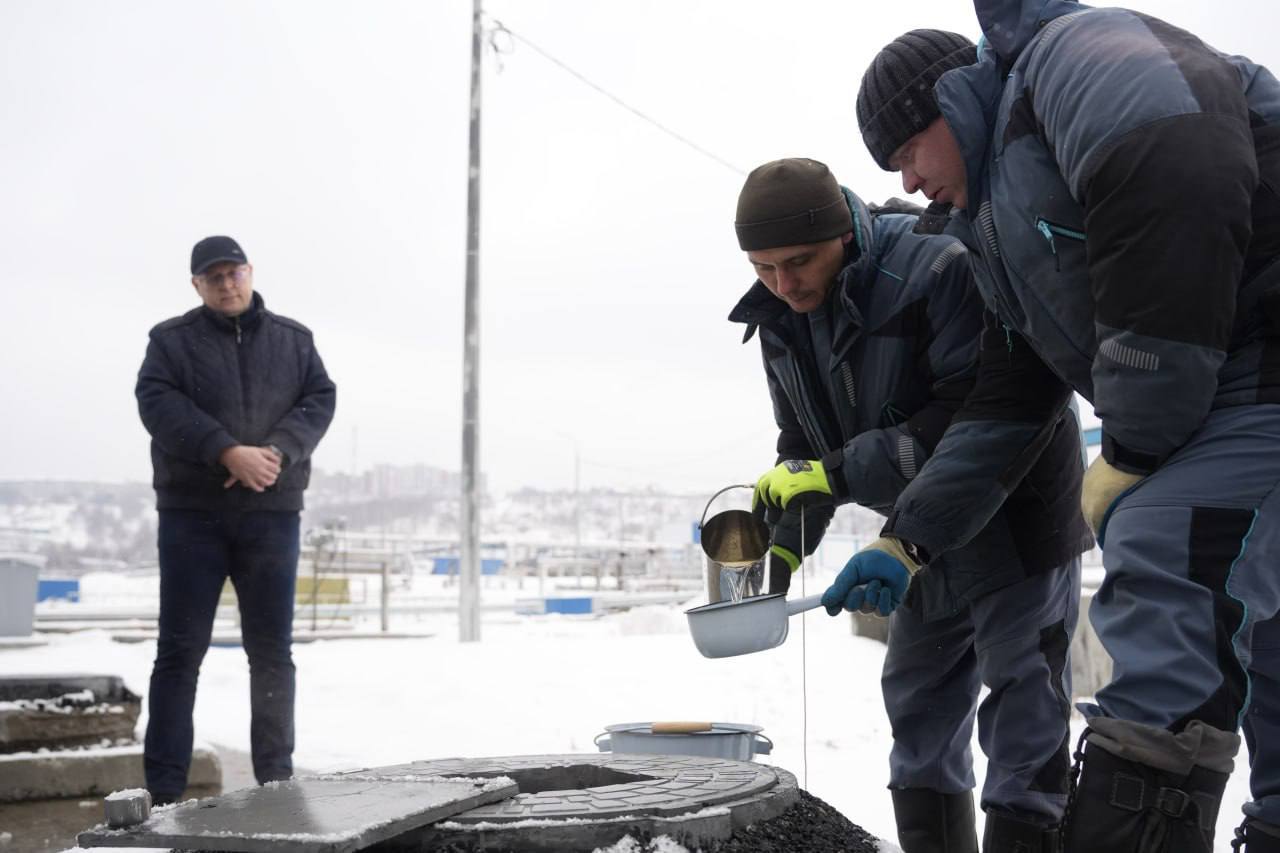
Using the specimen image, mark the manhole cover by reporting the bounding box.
[350,753,797,851]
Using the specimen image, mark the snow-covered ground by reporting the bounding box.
[3,566,1255,852]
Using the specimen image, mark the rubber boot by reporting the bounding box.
[1235,818,1280,852]
[1063,737,1228,853]
[983,809,1061,853]
[892,787,979,853]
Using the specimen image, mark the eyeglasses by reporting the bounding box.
[197,265,251,288]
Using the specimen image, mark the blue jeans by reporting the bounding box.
[144,509,299,796]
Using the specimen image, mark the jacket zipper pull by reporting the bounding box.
[1003,324,1014,365]
[1036,219,1060,272]
[235,317,242,344]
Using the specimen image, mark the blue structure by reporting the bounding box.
[431,557,504,576]
[544,597,593,615]
[36,579,80,602]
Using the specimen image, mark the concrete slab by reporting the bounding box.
[77,775,518,853]
[0,673,142,753]
[0,743,243,853]
[0,702,140,753]
[0,674,134,702]
[0,742,220,802]
[0,636,47,650]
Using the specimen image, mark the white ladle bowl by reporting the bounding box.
[685,592,825,658]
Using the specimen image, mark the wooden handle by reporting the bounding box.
[651,721,713,734]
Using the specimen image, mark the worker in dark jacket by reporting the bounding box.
[734,158,1089,852]
[135,235,336,803]
[850,13,1280,853]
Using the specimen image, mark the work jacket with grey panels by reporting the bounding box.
[882,0,1280,560]
[136,291,336,513]
[730,189,1090,620]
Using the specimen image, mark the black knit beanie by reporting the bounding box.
[857,29,976,170]
[735,158,852,251]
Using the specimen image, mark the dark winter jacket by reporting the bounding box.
[731,189,1090,619]
[883,0,1280,560]
[136,292,336,512]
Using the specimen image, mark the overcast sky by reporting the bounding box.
[2,0,1275,494]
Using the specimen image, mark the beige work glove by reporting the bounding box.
[1081,456,1145,542]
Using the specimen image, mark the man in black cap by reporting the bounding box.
[731,158,1089,852]
[852,10,1280,853]
[135,236,336,803]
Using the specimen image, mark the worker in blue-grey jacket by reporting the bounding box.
[834,11,1280,853]
[732,158,1090,853]
[135,236,335,804]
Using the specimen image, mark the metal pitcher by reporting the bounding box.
[698,484,770,604]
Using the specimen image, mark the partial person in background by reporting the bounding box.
[135,236,336,804]
[732,157,1089,853]
[852,9,1280,852]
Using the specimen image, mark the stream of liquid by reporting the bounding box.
[704,509,767,603]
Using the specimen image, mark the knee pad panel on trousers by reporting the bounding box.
[1171,506,1255,733]
[1029,730,1072,798]
[1028,620,1072,797]
[983,809,1061,853]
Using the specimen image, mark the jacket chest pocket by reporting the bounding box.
[1033,217,1086,273]
[1015,213,1094,349]
[990,179,1098,362]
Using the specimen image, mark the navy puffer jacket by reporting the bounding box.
[733,189,1089,619]
[884,0,1280,560]
[136,292,336,512]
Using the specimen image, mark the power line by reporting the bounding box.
[485,16,747,177]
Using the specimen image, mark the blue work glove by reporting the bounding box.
[821,537,922,617]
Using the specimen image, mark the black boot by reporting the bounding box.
[1063,736,1229,853]
[1235,818,1280,852]
[892,787,979,853]
[983,809,1061,852]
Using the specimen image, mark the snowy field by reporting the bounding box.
[3,567,1256,853]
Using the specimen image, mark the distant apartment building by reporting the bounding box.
[310,464,485,503]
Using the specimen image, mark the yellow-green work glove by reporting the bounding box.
[770,544,800,573]
[1081,456,1145,543]
[753,460,833,513]
[767,544,800,595]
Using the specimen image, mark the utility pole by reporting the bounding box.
[574,443,582,574]
[459,0,483,643]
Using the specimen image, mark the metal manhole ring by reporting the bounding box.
[336,753,779,823]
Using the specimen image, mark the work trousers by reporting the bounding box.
[1082,404,1280,826]
[883,559,1082,824]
